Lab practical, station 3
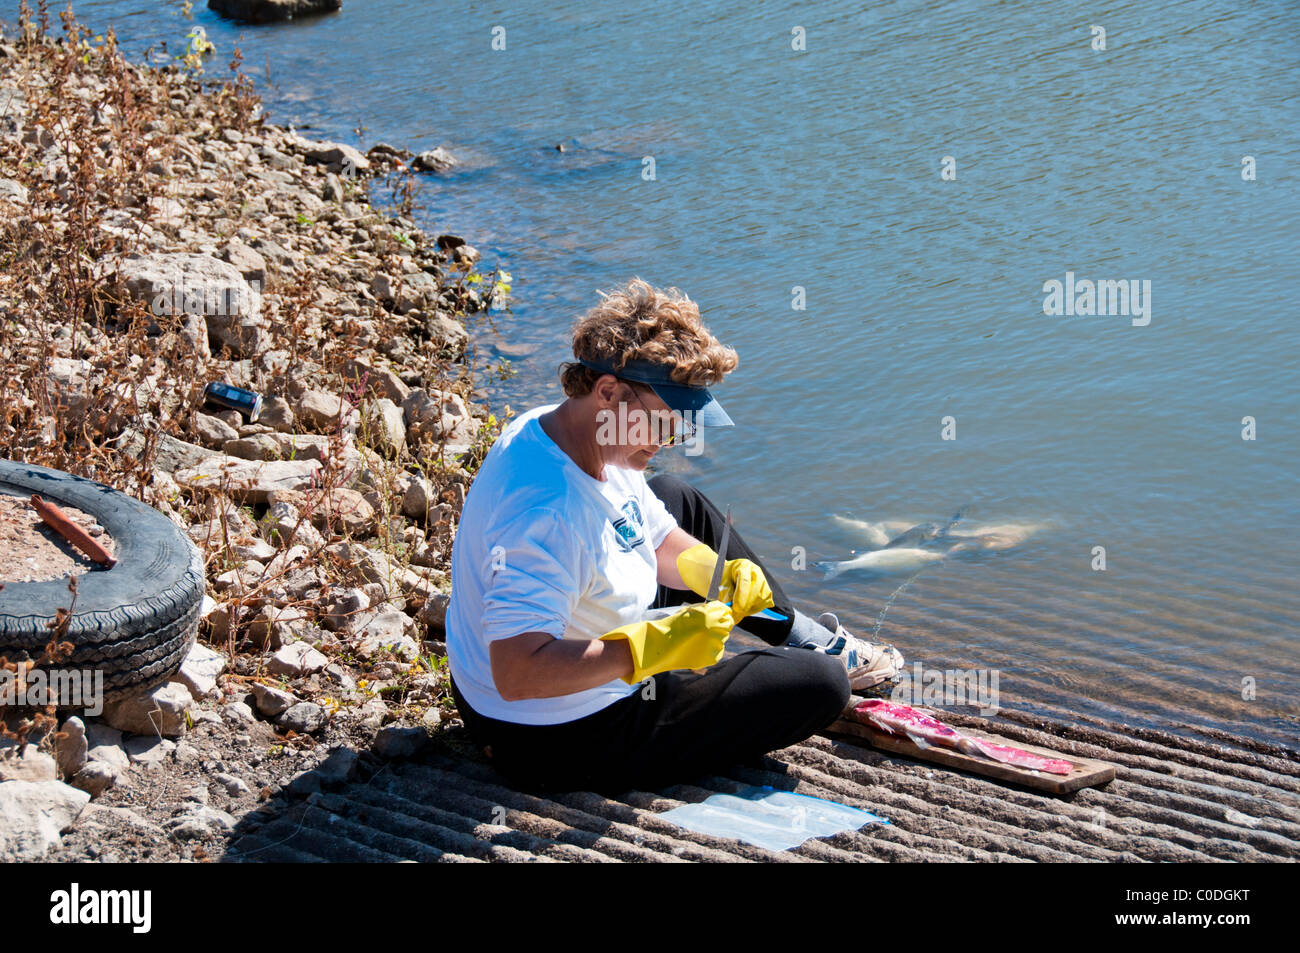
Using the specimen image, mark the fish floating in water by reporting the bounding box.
[814,548,947,580]
[817,511,1049,578]
[853,700,1075,775]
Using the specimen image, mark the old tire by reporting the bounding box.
[0,460,205,703]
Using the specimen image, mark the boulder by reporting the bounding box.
[0,746,57,782]
[251,681,298,717]
[174,642,226,699]
[268,487,375,536]
[279,702,327,734]
[174,454,322,504]
[55,717,88,779]
[208,0,341,25]
[70,762,123,798]
[292,135,370,176]
[359,397,405,457]
[0,780,91,861]
[219,239,267,285]
[114,252,267,357]
[296,388,355,432]
[411,148,457,172]
[101,682,193,738]
[266,641,329,677]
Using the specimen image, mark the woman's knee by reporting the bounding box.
[783,648,852,723]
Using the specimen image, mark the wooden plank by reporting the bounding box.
[823,708,1116,795]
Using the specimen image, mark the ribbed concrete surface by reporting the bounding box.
[223,706,1300,863]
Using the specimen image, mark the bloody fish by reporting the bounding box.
[853,699,1074,775]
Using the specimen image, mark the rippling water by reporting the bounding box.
[41,0,1300,747]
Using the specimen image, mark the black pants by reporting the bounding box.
[449,473,850,794]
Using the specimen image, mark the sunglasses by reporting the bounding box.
[623,382,697,448]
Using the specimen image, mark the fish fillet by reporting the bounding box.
[853,700,1074,775]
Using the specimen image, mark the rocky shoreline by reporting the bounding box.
[0,8,510,861]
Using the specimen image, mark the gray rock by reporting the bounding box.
[124,735,176,767]
[75,803,163,838]
[115,424,212,474]
[175,642,227,699]
[101,682,193,738]
[193,411,240,448]
[114,252,267,357]
[322,587,370,635]
[0,780,91,860]
[214,772,251,796]
[373,726,431,759]
[258,395,295,432]
[315,747,359,786]
[341,357,410,403]
[174,454,322,505]
[0,747,57,782]
[411,148,457,172]
[266,641,329,677]
[394,271,441,314]
[293,135,369,176]
[355,607,420,661]
[222,701,256,725]
[419,311,470,352]
[0,177,29,204]
[360,397,405,457]
[70,761,123,798]
[251,681,298,717]
[401,387,472,444]
[164,804,235,841]
[279,702,327,734]
[296,388,354,432]
[223,432,283,460]
[422,591,451,631]
[321,171,344,202]
[353,699,389,731]
[219,239,267,285]
[401,475,434,521]
[56,717,88,779]
[268,432,342,463]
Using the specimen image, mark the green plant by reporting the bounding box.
[176,25,214,75]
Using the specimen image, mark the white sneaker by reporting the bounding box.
[814,612,905,692]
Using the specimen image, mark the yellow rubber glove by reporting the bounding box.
[599,601,736,684]
[675,542,776,621]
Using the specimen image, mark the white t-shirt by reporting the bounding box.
[445,403,681,725]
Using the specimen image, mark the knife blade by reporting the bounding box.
[707,505,731,602]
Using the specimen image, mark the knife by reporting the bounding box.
[705,505,787,621]
[707,506,731,602]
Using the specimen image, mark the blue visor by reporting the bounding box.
[577,356,733,427]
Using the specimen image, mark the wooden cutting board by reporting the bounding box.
[824,704,1116,795]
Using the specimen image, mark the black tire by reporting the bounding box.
[0,460,206,703]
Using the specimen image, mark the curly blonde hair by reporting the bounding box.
[559,277,739,397]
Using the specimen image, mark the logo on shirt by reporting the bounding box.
[610,498,645,552]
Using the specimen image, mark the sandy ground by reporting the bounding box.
[0,492,114,584]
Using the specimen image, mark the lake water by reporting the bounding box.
[39,0,1299,748]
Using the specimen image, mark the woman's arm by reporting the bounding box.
[654,526,700,591]
[490,631,634,701]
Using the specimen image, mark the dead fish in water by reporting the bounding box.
[832,510,1049,558]
[883,508,966,549]
[853,700,1075,775]
[813,547,947,580]
[830,515,914,549]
